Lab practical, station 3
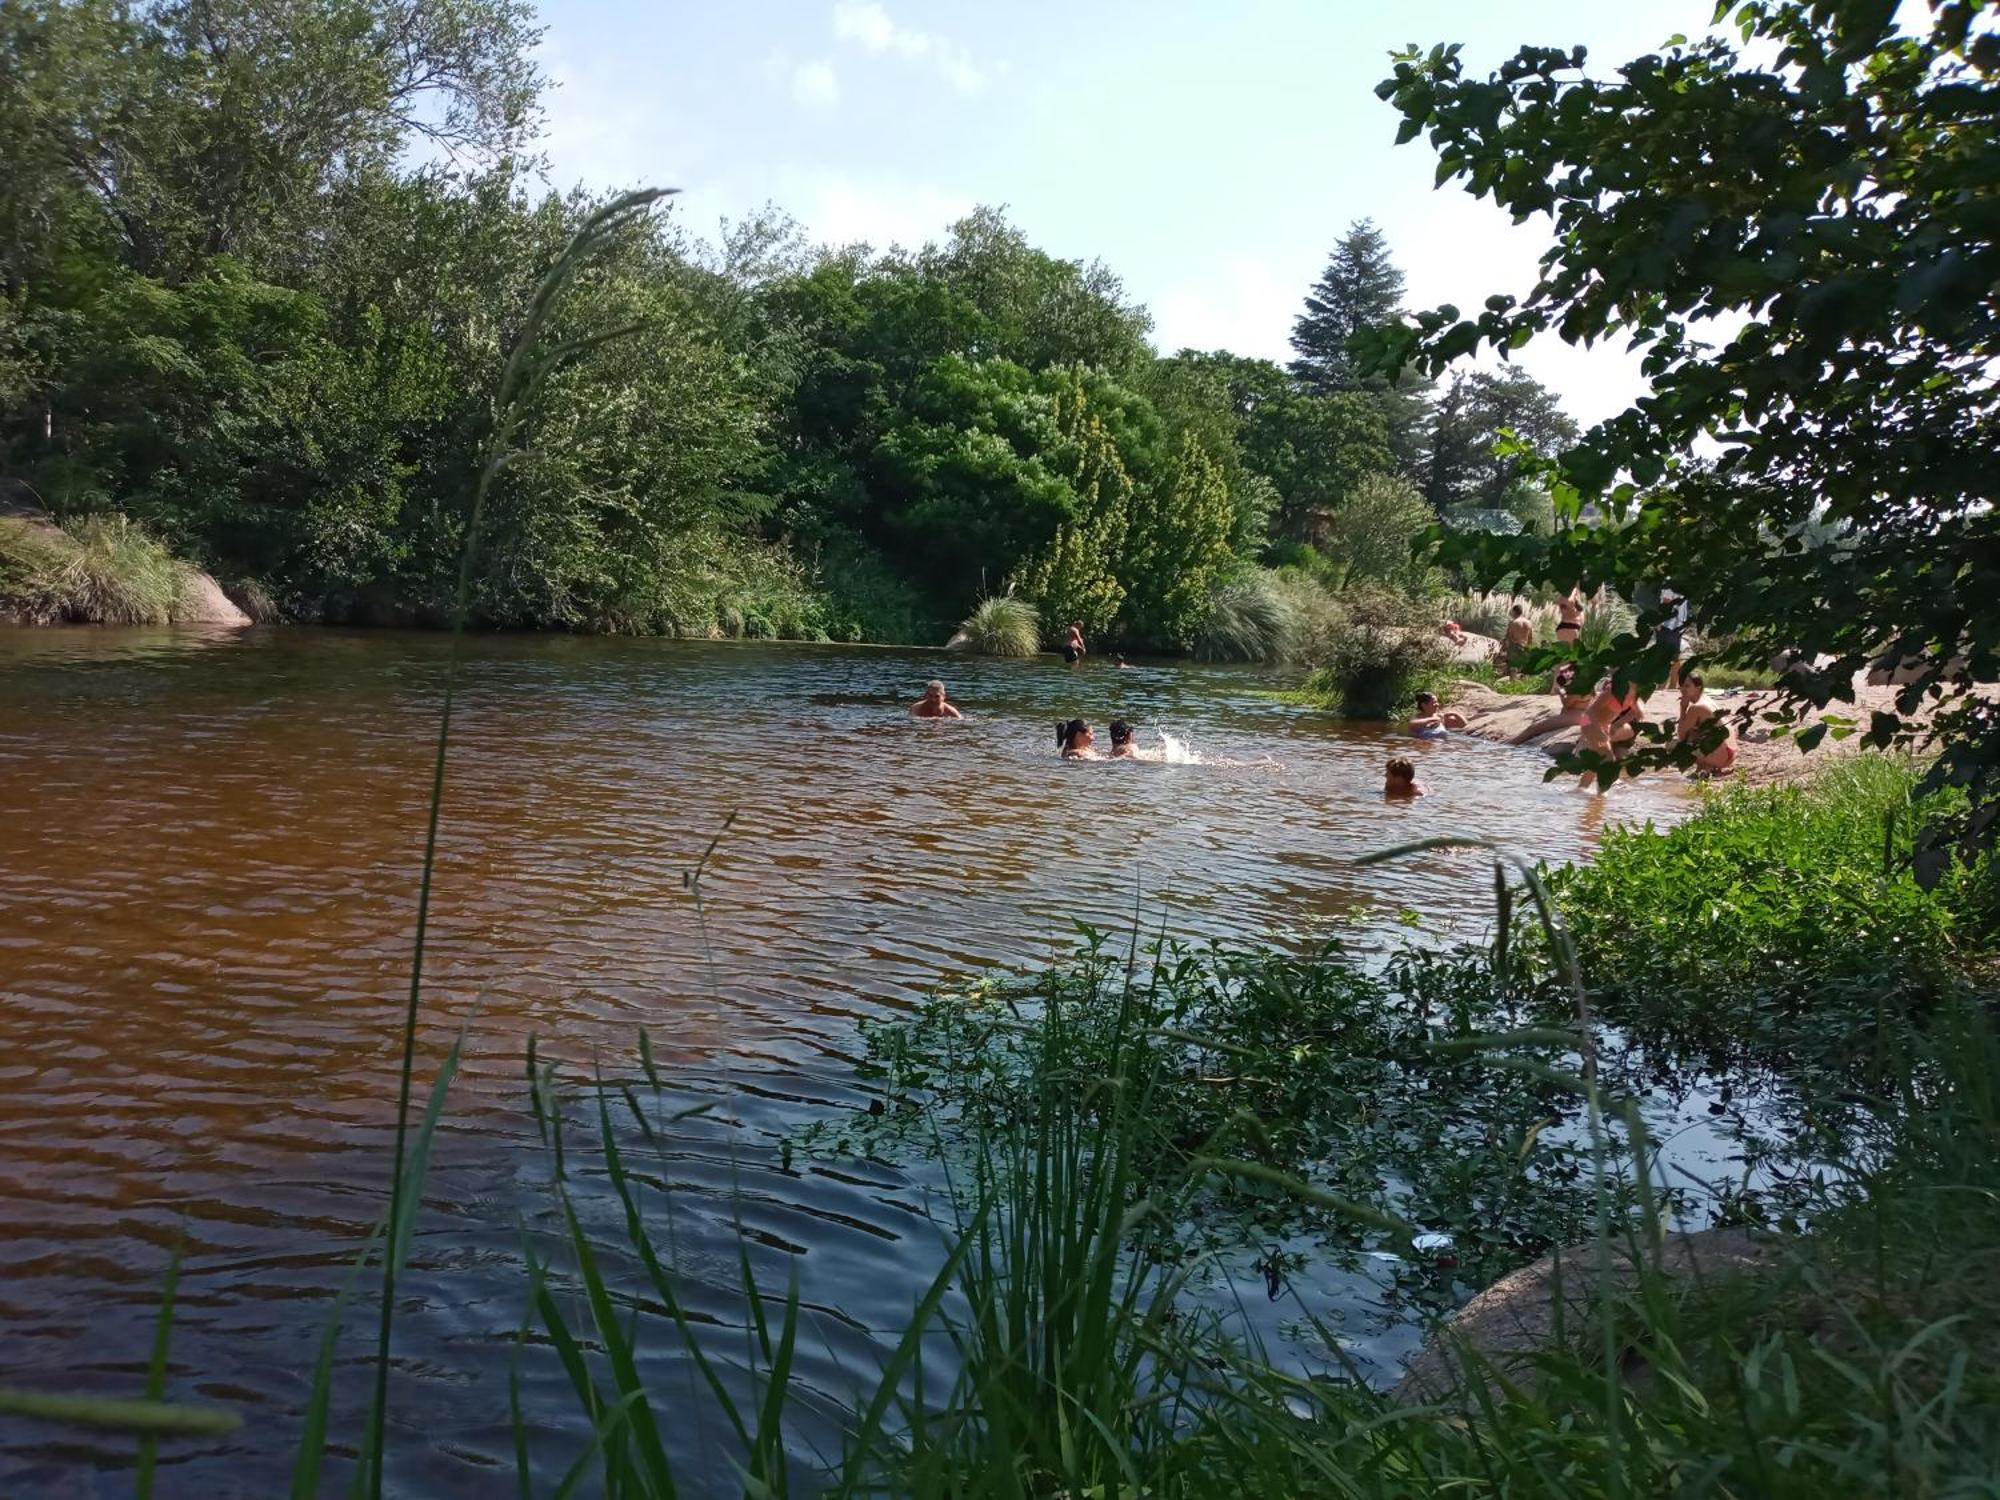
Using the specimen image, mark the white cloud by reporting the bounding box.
[1151,257,1296,363]
[778,169,974,251]
[791,59,840,108]
[832,0,987,93]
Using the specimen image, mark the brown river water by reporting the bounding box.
[0,627,1690,1496]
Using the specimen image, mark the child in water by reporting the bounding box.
[1107,719,1137,758]
[1384,757,1425,798]
[1056,718,1096,758]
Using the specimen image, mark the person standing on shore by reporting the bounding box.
[1556,588,1584,643]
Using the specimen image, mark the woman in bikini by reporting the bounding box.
[1576,673,1640,781]
[1674,670,1736,775]
[1556,588,1584,644]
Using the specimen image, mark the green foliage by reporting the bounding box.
[1119,429,1234,648]
[1549,759,1990,1073]
[1010,369,1130,635]
[1317,472,1439,591]
[956,595,1040,657]
[0,513,189,624]
[1424,367,1578,513]
[1304,621,1451,718]
[812,935,1643,1296]
[1371,3,2000,875]
[1192,571,1293,662]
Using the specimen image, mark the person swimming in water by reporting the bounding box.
[909,679,963,719]
[1056,718,1096,758]
[1408,691,1467,739]
[1107,719,1137,758]
[1674,669,1736,775]
[1510,662,1593,745]
[1384,756,1425,798]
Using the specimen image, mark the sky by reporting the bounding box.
[528,0,1705,427]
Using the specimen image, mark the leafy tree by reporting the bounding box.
[1013,369,1131,636]
[1423,367,1577,513]
[1251,389,1395,547]
[1319,473,1438,591]
[1370,1,2000,873]
[1121,430,1234,648]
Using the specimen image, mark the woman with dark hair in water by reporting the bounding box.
[1055,718,1096,758]
[1107,719,1137,758]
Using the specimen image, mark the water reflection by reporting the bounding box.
[0,628,1688,1493]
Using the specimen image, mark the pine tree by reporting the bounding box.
[1289,219,1405,393]
[1289,219,1432,479]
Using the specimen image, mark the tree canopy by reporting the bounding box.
[1369,0,2000,873]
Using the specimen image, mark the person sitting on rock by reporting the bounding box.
[1673,669,1736,775]
[1510,663,1594,745]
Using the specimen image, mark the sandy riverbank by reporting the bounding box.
[1446,677,1918,786]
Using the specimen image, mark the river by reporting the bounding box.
[0,627,1689,1495]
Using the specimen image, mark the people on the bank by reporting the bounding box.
[1055,718,1096,758]
[1107,719,1138,758]
[1503,604,1535,669]
[1655,587,1689,659]
[1440,619,1469,648]
[1577,672,1641,773]
[1409,690,1467,739]
[1510,662,1594,745]
[910,679,963,719]
[1556,588,1584,643]
[1384,756,1425,798]
[1063,621,1087,664]
[1674,669,1736,775]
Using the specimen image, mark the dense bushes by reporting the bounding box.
[1548,758,1994,1071]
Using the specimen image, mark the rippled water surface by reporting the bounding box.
[0,628,1688,1495]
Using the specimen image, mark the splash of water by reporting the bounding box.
[1158,730,1199,765]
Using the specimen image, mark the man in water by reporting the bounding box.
[910,680,963,719]
[1107,720,1138,758]
[1063,621,1086,664]
[1384,757,1425,798]
[1408,691,1467,739]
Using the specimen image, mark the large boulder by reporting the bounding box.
[1393,1226,1783,1404]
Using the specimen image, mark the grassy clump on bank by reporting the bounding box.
[956,595,1041,656]
[0,514,194,625]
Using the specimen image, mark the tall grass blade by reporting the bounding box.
[364,186,672,1500]
[0,1388,238,1436]
[135,1236,183,1499]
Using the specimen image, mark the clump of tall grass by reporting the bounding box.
[1193,571,1293,661]
[0,514,193,624]
[956,594,1041,656]
[1444,589,1558,642]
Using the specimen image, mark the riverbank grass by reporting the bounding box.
[0,514,194,625]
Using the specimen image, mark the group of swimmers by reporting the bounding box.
[911,680,1139,759]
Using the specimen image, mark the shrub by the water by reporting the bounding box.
[0,513,192,625]
[1548,758,1993,1072]
[1192,572,1292,661]
[1303,622,1452,717]
[957,595,1040,656]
